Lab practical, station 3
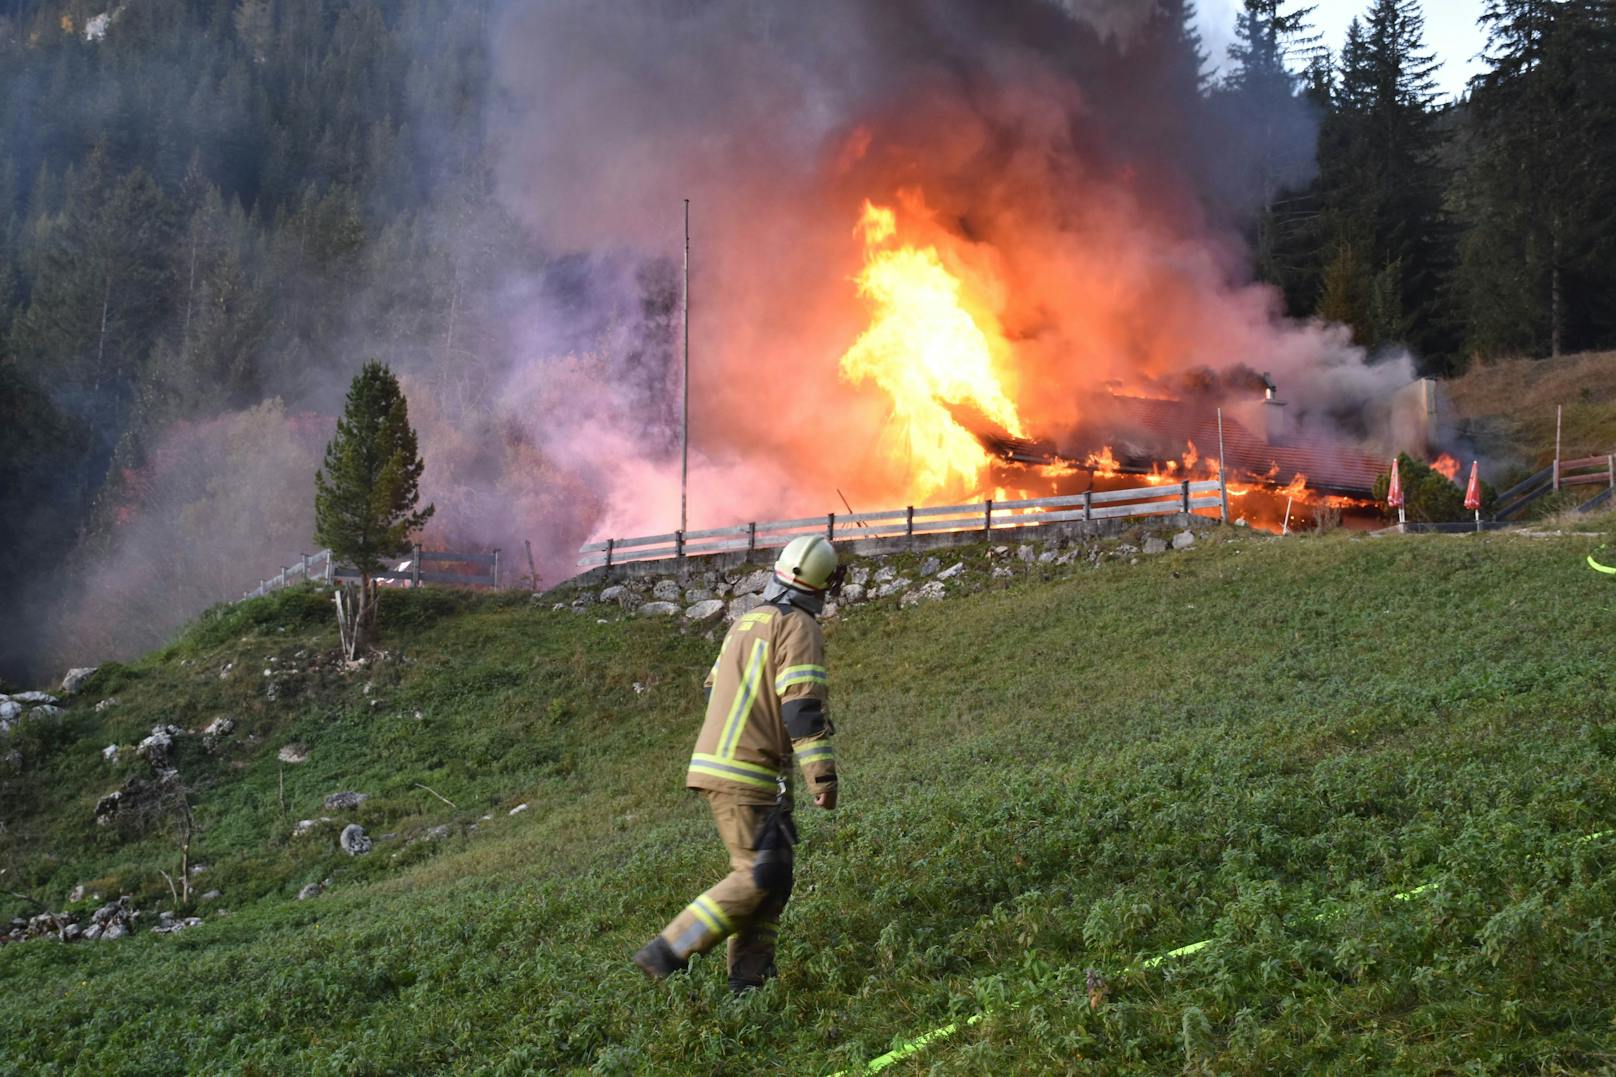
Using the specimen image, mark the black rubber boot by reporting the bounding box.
[728,961,777,995]
[633,937,687,981]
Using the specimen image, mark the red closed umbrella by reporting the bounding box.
[1464,461,1482,510]
[1387,457,1405,528]
[1464,460,1482,531]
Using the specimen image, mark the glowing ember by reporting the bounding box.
[1432,453,1460,482]
[838,199,1025,501]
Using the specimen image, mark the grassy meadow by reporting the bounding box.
[4,521,1616,1073]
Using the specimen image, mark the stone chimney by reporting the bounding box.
[1262,372,1288,444]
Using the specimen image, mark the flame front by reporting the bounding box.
[838,199,1024,502]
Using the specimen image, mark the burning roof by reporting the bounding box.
[1096,395,1385,496]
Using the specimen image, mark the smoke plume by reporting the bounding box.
[16,0,1420,679]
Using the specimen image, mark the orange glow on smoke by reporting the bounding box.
[1432,453,1460,482]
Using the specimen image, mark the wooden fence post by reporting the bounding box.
[300,553,309,581]
[605,538,614,569]
[747,523,757,558]
[906,506,914,537]
[1083,490,1093,522]
[278,567,287,589]
[1608,454,1614,490]
[675,531,684,559]
[492,549,501,589]
[983,499,993,535]
[525,539,538,591]
[1554,404,1563,491]
[324,554,333,584]
[1181,480,1191,515]
[827,513,835,540]
[412,545,422,588]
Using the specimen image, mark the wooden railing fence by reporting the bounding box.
[577,479,1223,569]
[1495,454,1616,520]
[242,546,500,601]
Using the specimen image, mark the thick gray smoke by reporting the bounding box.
[22,0,1417,680]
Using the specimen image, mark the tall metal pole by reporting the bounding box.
[680,200,691,556]
[1216,408,1230,523]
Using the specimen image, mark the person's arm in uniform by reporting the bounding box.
[776,615,837,808]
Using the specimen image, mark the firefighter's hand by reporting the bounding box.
[814,788,838,810]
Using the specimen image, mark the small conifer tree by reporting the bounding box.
[315,361,434,659]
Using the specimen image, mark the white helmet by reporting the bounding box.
[774,535,839,593]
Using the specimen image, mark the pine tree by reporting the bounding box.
[1217,1,1325,303]
[1460,0,1616,358]
[1312,0,1451,360]
[12,146,174,447]
[314,360,434,659]
[1150,0,1212,96]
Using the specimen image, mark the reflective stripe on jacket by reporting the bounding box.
[687,601,837,804]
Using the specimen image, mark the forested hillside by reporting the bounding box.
[4,0,1616,683]
[0,0,615,680]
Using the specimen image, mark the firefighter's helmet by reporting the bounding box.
[775,535,839,593]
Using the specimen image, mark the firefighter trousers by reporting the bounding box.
[658,789,792,988]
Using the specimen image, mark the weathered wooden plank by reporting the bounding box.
[748,514,830,533]
[680,524,754,541]
[417,551,498,567]
[1088,485,1190,507]
[909,514,989,536]
[331,569,495,586]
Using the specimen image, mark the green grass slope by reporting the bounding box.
[4,525,1616,1074]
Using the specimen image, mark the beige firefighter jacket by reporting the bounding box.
[687,600,837,804]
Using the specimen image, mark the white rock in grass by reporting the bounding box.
[900,581,947,608]
[684,599,726,627]
[733,569,773,596]
[12,691,59,704]
[1172,530,1197,550]
[102,744,120,763]
[60,667,98,695]
[1143,537,1168,555]
[277,743,309,764]
[509,803,529,816]
[94,697,120,713]
[297,882,323,901]
[918,556,941,577]
[936,562,965,581]
[637,601,680,617]
[323,791,368,810]
[0,700,20,722]
[652,579,682,603]
[871,578,912,600]
[340,824,372,856]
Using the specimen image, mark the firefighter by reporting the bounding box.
[633,534,843,993]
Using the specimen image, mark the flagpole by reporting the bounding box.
[681,199,690,544]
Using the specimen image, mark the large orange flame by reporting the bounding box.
[838,199,1024,502]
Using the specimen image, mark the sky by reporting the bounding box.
[1197,0,1490,101]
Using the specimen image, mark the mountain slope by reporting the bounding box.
[4,524,1616,1073]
